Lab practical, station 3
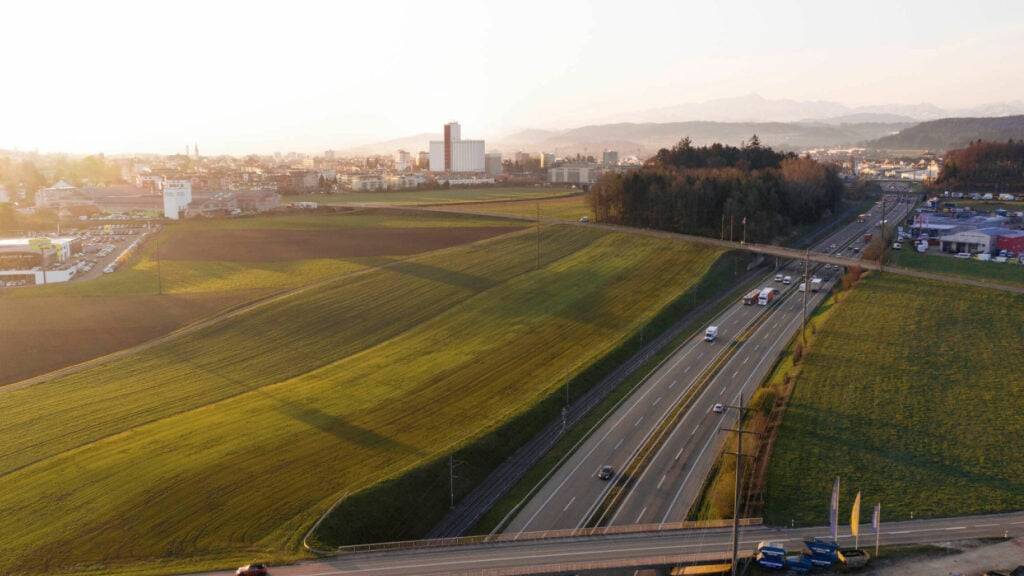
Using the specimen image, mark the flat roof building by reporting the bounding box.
[429,122,485,173]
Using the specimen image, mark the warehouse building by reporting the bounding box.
[938,227,1024,254]
[0,236,80,285]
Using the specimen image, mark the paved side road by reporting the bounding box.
[188,511,1024,576]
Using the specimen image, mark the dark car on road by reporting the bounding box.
[237,564,269,576]
[597,465,614,480]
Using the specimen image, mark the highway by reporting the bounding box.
[503,197,915,535]
[190,511,1024,576]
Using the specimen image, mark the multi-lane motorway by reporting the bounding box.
[504,196,915,536]
[192,511,1024,575]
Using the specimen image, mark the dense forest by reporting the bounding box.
[934,140,1024,191]
[589,137,844,243]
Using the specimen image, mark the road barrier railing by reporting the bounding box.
[324,517,762,555]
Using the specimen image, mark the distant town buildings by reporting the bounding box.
[162,180,192,220]
[549,163,599,185]
[602,150,619,166]
[394,150,412,171]
[429,122,485,173]
[416,151,430,170]
[540,152,555,168]
[485,152,503,177]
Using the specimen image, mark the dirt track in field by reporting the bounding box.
[161,226,521,262]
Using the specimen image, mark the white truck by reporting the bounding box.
[705,326,718,342]
[757,287,775,306]
[810,277,823,292]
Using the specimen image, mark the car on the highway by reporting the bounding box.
[782,275,792,285]
[955,252,971,259]
[579,216,589,223]
[597,465,614,480]
[774,273,784,282]
[712,403,725,414]
[236,564,269,576]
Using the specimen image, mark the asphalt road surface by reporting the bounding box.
[503,197,915,535]
[189,510,1024,576]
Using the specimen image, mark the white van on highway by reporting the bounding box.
[705,326,718,342]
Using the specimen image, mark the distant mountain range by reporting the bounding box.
[342,94,1024,157]
[867,115,1024,151]
[607,93,1024,125]
[345,122,911,157]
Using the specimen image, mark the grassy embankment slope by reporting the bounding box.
[888,249,1024,288]
[0,209,520,385]
[287,185,572,206]
[765,273,1024,526]
[0,223,724,575]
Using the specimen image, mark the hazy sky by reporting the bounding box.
[2,0,1022,154]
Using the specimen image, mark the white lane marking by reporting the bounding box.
[563,496,576,512]
[635,416,644,427]
[720,387,726,396]
[691,424,699,435]
[657,474,667,489]
[635,506,648,524]
[671,378,679,386]
[731,370,739,379]
[944,526,966,531]
[697,351,704,359]
[683,365,690,374]
[743,356,750,364]
[614,438,624,450]
[674,447,684,460]
[565,285,768,531]
[660,307,809,525]
[974,523,999,527]
[653,396,662,406]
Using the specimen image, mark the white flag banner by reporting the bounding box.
[829,477,840,541]
[872,503,881,530]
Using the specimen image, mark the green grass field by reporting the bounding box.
[446,193,592,221]
[764,273,1024,527]
[0,210,521,385]
[0,223,724,575]
[287,186,572,206]
[888,249,1024,288]
[11,209,522,298]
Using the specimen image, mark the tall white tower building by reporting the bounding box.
[429,121,485,173]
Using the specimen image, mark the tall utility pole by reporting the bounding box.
[730,215,735,243]
[879,195,887,274]
[448,455,462,509]
[536,203,541,270]
[801,250,810,347]
[156,235,163,296]
[722,397,760,576]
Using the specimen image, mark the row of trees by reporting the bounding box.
[590,138,844,243]
[0,154,124,203]
[934,140,1024,191]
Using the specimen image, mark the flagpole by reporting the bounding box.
[874,503,881,558]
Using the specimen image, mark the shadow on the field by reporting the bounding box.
[272,397,420,454]
[376,257,494,291]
